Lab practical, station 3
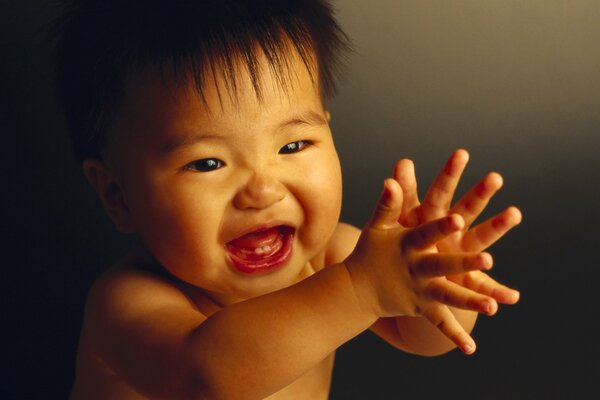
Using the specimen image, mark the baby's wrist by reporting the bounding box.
[342,258,381,320]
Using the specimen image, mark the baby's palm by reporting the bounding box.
[394,150,521,305]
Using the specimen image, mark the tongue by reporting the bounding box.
[228,227,280,250]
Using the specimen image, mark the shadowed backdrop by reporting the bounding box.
[4,1,599,398]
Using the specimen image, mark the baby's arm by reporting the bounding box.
[82,256,377,399]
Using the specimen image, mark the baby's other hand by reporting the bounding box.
[345,179,496,353]
[394,149,521,307]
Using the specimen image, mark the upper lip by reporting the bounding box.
[224,220,296,244]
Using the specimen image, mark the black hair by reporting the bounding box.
[51,0,351,163]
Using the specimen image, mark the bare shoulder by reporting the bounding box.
[81,246,209,359]
[72,248,209,398]
[85,249,203,329]
[324,222,361,266]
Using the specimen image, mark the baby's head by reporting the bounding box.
[55,0,351,301]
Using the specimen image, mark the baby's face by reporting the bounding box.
[112,52,342,303]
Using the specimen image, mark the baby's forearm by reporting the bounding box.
[184,263,377,399]
[393,308,478,356]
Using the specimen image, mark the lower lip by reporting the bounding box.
[225,230,294,274]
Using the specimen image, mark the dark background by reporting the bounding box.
[3,1,599,398]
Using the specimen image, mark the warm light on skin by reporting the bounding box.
[107,50,343,305]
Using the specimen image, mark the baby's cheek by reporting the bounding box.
[303,177,342,246]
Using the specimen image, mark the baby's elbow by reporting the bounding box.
[394,340,459,357]
[417,346,456,357]
[416,340,465,357]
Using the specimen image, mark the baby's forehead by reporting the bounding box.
[129,43,318,101]
[120,48,322,124]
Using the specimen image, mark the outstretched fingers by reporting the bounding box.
[449,271,520,305]
[368,179,404,230]
[403,214,465,250]
[420,149,470,221]
[413,252,493,277]
[460,206,523,252]
[423,278,498,315]
[451,171,504,228]
[420,304,477,354]
[393,159,420,227]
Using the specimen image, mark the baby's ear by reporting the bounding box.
[82,158,135,234]
[325,111,331,122]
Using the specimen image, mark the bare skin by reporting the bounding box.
[70,48,521,399]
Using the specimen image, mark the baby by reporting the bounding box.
[55,1,522,399]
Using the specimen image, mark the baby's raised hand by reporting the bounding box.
[345,179,496,353]
[393,149,521,307]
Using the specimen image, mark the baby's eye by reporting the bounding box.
[187,158,224,172]
[279,140,311,154]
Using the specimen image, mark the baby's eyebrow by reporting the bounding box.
[159,131,224,156]
[277,110,328,129]
[160,110,327,155]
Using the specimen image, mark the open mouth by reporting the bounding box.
[225,225,295,274]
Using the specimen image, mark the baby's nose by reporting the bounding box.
[232,172,286,210]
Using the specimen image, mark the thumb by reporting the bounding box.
[368,179,403,229]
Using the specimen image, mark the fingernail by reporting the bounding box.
[481,301,491,314]
[511,290,521,302]
[381,179,394,202]
[480,252,493,269]
[463,343,475,354]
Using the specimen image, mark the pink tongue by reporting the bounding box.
[228,228,280,250]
